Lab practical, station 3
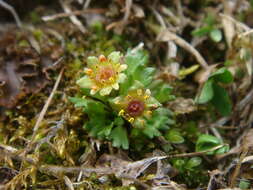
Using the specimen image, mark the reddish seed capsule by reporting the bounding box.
[127,100,145,117]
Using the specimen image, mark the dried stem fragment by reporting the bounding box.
[157,30,209,70]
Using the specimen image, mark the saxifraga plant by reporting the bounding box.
[70,48,175,149]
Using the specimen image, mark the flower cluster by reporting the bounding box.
[76,51,161,127]
[72,49,174,149]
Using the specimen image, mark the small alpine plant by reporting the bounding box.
[70,48,175,149]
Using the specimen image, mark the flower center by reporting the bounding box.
[96,66,115,82]
[127,100,145,117]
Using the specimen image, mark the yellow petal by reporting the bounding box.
[100,86,112,96]
[90,88,98,95]
[87,56,99,66]
[84,68,93,75]
[112,83,119,90]
[144,110,152,118]
[118,73,126,83]
[145,89,151,96]
[76,76,93,88]
[108,51,121,63]
[119,64,127,72]
[137,89,143,96]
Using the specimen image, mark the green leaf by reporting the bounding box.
[214,144,229,154]
[109,125,129,149]
[125,49,148,75]
[211,83,232,116]
[165,129,184,144]
[69,97,88,108]
[134,66,156,86]
[97,123,114,139]
[209,29,222,42]
[119,75,134,95]
[191,26,212,37]
[149,80,175,103]
[85,100,108,116]
[120,79,144,95]
[196,68,233,115]
[172,159,186,172]
[143,124,162,139]
[185,157,202,170]
[123,50,154,92]
[210,67,233,84]
[224,60,233,66]
[197,80,214,104]
[204,14,215,25]
[70,97,112,139]
[143,108,174,138]
[239,179,251,189]
[114,117,124,127]
[196,134,227,155]
[83,100,110,138]
[85,119,106,137]
[120,66,155,92]
[80,88,108,102]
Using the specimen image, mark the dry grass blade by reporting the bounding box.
[221,1,235,48]
[229,129,253,187]
[42,8,106,21]
[219,13,250,31]
[157,29,209,70]
[0,144,36,165]
[20,64,64,160]
[31,65,64,140]
[106,0,133,34]
[0,0,22,28]
[59,0,87,33]
[238,29,253,38]
[63,176,74,190]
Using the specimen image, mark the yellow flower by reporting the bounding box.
[111,89,161,127]
[76,51,127,96]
